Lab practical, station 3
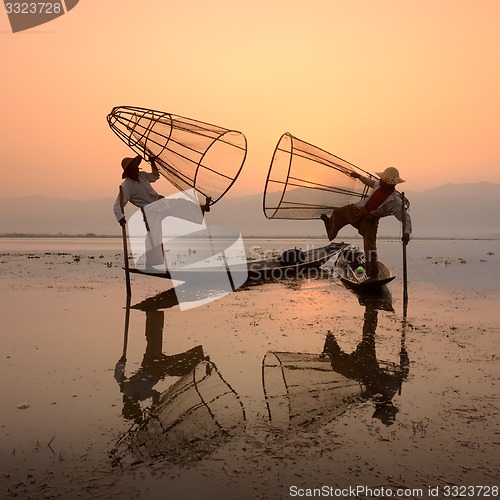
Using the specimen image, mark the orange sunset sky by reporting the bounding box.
[1,0,500,201]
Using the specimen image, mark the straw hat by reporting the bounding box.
[375,167,405,185]
[121,155,142,178]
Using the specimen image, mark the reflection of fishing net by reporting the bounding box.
[264,133,374,220]
[262,352,362,430]
[111,360,246,465]
[107,106,247,204]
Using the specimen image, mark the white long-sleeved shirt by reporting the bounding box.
[113,170,161,221]
[354,175,412,235]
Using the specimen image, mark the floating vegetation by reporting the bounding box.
[427,256,472,266]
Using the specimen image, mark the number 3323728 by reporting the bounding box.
[5,3,62,14]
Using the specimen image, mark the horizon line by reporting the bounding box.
[0,180,499,202]
[1,233,499,241]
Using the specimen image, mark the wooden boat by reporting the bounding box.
[246,242,345,282]
[127,242,345,284]
[334,246,395,290]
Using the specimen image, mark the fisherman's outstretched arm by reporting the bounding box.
[350,171,376,188]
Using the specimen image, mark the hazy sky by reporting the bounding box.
[2,0,500,201]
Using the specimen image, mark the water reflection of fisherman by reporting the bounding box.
[113,155,211,269]
[114,308,206,423]
[322,291,409,425]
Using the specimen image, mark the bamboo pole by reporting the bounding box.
[122,295,131,359]
[400,192,409,396]
[401,192,408,308]
[120,186,132,297]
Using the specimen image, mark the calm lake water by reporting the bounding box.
[1,236,499,289]
[1,237,499,498]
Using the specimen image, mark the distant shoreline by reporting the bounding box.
[0,233,499,241]
[0,233,119,239]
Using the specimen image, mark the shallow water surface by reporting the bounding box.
[1,238,499,498]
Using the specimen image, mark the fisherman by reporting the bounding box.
[320,167,411,280]
[113,154,211,269]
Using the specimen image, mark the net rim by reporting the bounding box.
[196,129,248,205]
[263,132,294,220]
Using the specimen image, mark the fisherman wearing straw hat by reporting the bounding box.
[321,167,412,280]
[113,155,211,269]
[113,155,211,225]
[113,155,159,225]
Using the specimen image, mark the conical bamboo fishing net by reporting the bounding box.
[264,133,375,220]
[107,106,247,205]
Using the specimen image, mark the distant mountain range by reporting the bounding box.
[0,182,499,239]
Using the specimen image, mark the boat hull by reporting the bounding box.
[334,250,395,291]
[127,242,345,284]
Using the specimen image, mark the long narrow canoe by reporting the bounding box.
[247,242,345,282]
[127,242,345,284]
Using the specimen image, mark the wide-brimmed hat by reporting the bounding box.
[375,167,405,185]
[121,155,142,178]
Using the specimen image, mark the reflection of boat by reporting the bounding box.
[130,283,224,312]
[111,360,246,465]
[334,245,395,290]
[131,288,179,311]
[128,242,346,283]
